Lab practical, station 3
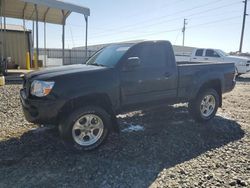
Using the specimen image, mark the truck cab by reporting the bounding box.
[186,48,250,75]
[190,49,220,63]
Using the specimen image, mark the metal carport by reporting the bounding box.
[0,0,90,70]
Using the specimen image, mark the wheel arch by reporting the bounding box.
[58,93,119,132]
[59,93,113,117]
[196,79,222,107]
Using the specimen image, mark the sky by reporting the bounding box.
[6,0,250,52]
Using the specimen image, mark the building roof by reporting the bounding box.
[2,0,90,25]
[73,40,145,50]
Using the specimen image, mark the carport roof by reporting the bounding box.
[2,0,90,25]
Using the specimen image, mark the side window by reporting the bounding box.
[126,43,167,68]
[205,50,220,57]
[144,44,167,67]
[195,49,204,56]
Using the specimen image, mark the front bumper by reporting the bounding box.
[20,89,64,124]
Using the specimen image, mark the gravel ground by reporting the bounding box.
[0,76,249,188]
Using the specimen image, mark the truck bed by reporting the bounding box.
[177,62,235,99]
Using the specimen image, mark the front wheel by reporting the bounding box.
[59,106,111,151]
[189,89,219,123]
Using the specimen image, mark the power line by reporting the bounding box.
[187,15,241,29]
[65,15,241,45]
[87,5,240,40]
[67,0,186,30]
[91,16,241,44]
[102,0,226,30]
[66,22,243,47]
[68,0,240,40]
[188,9,240,21]
[66,8,240,42]
[110,0,186,23]
[68,0,228,33]
[174,31,182,45]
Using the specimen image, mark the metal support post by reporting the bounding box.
[85,15,88,62]
[35,4,39,68]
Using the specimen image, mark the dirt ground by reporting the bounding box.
[0,75,249,188]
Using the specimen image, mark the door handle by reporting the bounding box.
[204,58,208,60]
[193,57,197,59]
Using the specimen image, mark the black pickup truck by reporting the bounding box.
[20,41,236,150]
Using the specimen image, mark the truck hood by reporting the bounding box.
[25,64,110,80]
[224,56,250,63]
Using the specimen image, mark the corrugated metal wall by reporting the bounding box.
[172,45,195,56]
[39,48,96,65]
[2,31,30,69]
[37,45,195,67]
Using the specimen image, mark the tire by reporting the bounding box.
[188,89,219,123]
[235,68,241,78]
[236,74,242,78]
[58,106,111,151]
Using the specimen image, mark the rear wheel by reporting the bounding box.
[236,74,242,78]
[189,89,219,122]
[235,68,242,78]
[59,106,111,151]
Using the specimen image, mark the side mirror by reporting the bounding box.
[126,57,141,68]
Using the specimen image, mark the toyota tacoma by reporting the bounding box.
[20,41,236,150]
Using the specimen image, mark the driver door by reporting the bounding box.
[120,42,178,107]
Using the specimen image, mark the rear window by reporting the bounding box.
[195,49,204,56]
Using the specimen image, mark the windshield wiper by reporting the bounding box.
[89,63,106,67]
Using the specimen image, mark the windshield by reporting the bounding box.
[86,44,133,68]
[217,49,228,57]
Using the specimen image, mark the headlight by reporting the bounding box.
[30,80,55,97]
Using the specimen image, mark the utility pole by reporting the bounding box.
[182,18,187,46]
[239,0,248,53]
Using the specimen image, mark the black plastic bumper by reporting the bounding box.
[20,89,64,124]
